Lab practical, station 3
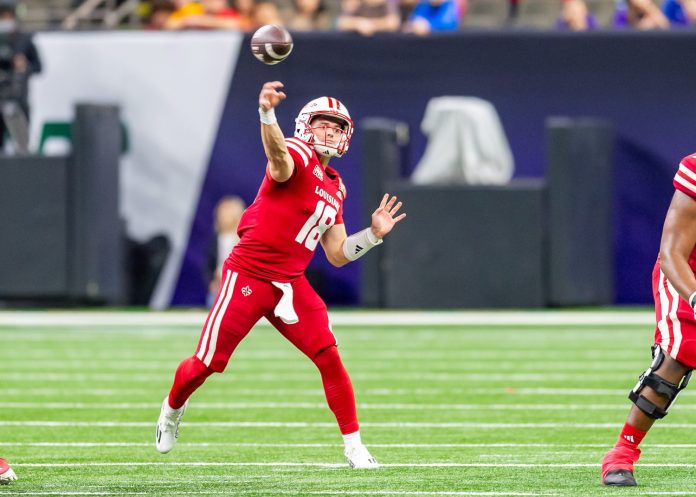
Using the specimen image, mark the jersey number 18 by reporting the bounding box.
[295,200,337,251]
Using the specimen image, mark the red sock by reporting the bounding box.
[616,422,647,450]
[168,356,214,409]
[602,423,646,479]
[313,346,359,435]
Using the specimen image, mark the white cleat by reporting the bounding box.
[155,396,188,454]
[0,459,17,484]
[344,445,380,469]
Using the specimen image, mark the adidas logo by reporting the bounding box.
[623,435,634,443]
[354,245,363,255]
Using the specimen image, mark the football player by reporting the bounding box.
[156,81,405,469]
[601,153,696,486]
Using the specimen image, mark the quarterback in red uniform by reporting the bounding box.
[156,81,406,469]
[601,154,696,486]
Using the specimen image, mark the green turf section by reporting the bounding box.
[1,313,694,496]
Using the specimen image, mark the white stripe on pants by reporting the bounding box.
[197,270,238,367]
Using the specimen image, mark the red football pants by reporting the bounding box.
[653,261,696,369]
[168,264,359,434]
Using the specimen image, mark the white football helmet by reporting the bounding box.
[295,97,354,158]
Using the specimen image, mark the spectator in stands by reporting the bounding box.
[403,0,459,34]
[285,0,334,31]
[177,0,245,29]
[145,0,176,29]
[398,0,419,23]
[556,0,598,30]
[0,0,41,154]
[663,0,696,25]
[253,1,284,27]
[614,0,669,29]
[509,0,520,19]
[231,0,257,30]
[165,0,205,28]
[337,0,400,35]
[201,0,244,27]
[206,196,246,307]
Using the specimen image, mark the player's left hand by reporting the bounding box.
[370,194,406,239]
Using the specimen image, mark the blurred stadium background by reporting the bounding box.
[2,0,696,495]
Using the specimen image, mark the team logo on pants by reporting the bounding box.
[241,285,252,297]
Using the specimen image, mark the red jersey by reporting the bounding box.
[227,137,347,282]
[671,153,696,271]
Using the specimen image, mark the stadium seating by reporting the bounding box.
[461,0,510,28]
[515,0,562,28]
[19,0,75,30]
[586,0,618,27]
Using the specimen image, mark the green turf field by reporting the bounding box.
[2,310,695,496]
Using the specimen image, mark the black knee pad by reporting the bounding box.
[628,345,692,419]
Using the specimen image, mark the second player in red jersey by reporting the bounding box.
[156,81,406,469]
[601,153,696,486]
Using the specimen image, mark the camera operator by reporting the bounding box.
[0,0,41,154]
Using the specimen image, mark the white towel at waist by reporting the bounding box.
[271,281,299,324]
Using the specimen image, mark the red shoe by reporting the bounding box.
[601,445,640,486]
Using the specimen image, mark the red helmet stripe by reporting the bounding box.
[336,99,342,110]
[327,97,334,108]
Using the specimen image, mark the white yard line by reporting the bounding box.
[0,401,683,411]
[10,494,145,496]
[11,461,696,468]
[2,442,695,448]
[6,387,694,398]
[0,310,654,327]
[294,493,554,497]
[13,494,147,496]
[0,372,641,382]
[11,491,696,497]
[9,492,555,497]
[0,421,691,428]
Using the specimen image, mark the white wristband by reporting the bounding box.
[689,291,696,309]
[342,228,383,262]
[259,107,277,125]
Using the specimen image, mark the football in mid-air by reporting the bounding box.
[250,24,293,65]
[0,458,17,484]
